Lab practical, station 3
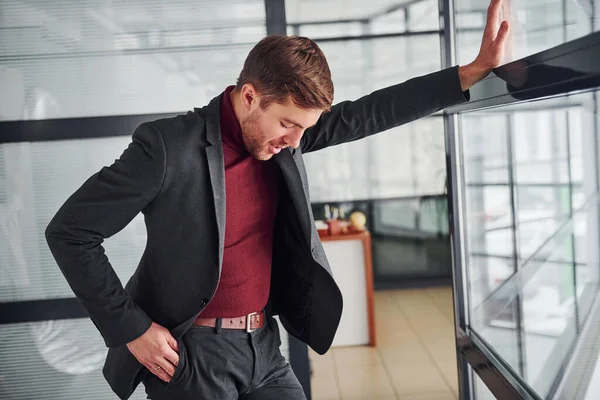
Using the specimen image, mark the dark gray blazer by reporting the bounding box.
[45,66,469,399]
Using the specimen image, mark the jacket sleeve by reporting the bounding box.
[300,65,470,154]
[45,122,166,348]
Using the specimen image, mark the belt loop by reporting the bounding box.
[215,318,222,334]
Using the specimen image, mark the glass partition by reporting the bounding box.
[0,0,266,121]
[292,0,446,202]
[445,0,600,396]
[460,91,599,316]
[454,0,597,66]
[471,195,599,398]
[0,2,304,399]
[447,21,600,398]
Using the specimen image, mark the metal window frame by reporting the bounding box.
[264,1,312,398]
[439,0,474,397]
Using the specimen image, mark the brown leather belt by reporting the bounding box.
[192,310,265,332]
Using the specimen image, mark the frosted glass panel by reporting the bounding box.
[304,34,444,202]
[305,117,446,201]
[318,35,442,101]
[287,0,439,35]
[0,319,149,400]
[0,0,266,121]
[0,137,146,302]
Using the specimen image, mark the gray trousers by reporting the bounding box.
[142,315,307,400]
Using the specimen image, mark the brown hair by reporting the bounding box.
[236,35,334,111]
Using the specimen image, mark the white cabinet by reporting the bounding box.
[321,231,376,347]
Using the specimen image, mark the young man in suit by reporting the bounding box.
[45,0,509,399]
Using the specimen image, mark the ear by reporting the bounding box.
[240,83,258,110]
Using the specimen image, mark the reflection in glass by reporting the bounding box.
[462,114,510,185]
[454,0,596,65]
[460,89,600,399]
[471,204,597,398]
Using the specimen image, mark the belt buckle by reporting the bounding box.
[246,311,260,333]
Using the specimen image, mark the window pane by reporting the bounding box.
[0,137,146,302]
[304,35,443,202]
[461,114,515,307]
[473,215,582,398]
[0,319,148,399]
[317,35,442,101]
[305,116,446,201]
[459,88,600,398]
[462,114,510,185]
[406,0,440,31]
[515,187,570,260]
[0,0,266,121]
[454,0,595,65]
[285,0,439,32]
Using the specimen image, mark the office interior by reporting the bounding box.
[0,0,599,399]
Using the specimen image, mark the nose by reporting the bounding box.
[284,130,304,149]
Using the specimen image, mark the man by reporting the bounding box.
[45,1,509,399]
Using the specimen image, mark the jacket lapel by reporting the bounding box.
[204,95,226,269]
[275,149,312,248]
[202,94,312,259]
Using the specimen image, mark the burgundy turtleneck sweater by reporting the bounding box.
[199,86,279,318]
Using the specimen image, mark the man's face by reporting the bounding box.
[239,92,323,161]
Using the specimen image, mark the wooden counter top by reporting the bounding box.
[318,230,370,242]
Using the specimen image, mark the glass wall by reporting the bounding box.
[461,92,599,310]
[448,0,600,398]
[454,0,597,66]
[0,0,266,121]
[0,1,272,399]
[459,90,600,398]
[288,0,456,289]
[1,137,147,302]
[286,0,447,202]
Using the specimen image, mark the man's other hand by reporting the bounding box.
[459,0,511,91]
[126,322,180,383]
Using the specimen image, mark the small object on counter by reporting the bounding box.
[324,205,331,220]
[328,219,342,236]
[349,211,367,230]
[340,220,350,234]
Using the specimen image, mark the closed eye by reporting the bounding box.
[280,122,294,129]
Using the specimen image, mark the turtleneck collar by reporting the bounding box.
[220,85,247,154]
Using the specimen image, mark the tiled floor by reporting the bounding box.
[309,286,458,400]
